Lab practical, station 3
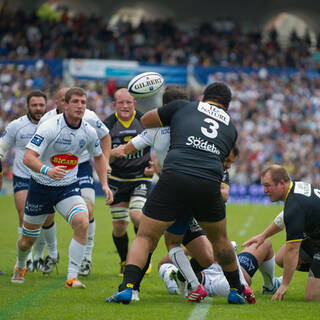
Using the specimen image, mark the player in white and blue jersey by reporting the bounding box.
[0,90,47,270]
[36,87,111,276]
[11,87,113,289]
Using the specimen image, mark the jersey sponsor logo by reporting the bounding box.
[20,134,34,140]
[186,136,221,155]
[160,127,170,135]
[31,134,44,146]
[50,153,78,170]
[197,102,230,125]
[119,129,137,134]
[79,139,86,148]
[56,137,72,145]
[294,181,311,197]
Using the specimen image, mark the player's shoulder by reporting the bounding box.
[103,112,117,129]
[39,108,58,124]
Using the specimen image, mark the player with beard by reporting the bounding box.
[0,90,47,271]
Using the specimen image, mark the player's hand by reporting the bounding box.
[144,161,154,177]
[106,163,112,174]
[272,284,288,301]
[241,234,265,248]
[48,166,67,180]
[103,185,114,205]
[112,145,126,158]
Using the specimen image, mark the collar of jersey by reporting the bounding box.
[63,112,82,129]
[205,100,225,109]
[116,110,136,128]
[284,181,293,203]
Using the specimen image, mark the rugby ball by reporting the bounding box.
[128,72,164,98]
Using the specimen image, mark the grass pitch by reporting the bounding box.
[0,195,319,320]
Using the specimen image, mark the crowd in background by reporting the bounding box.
[0,7,319,69]
[1,7,320,187]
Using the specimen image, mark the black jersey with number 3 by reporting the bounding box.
[284,181,320,242]
[158,100,237,182]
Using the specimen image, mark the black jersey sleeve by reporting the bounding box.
[284,197,305,242]
[158,100,188,126]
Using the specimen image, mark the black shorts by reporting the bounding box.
[143,171,225,222]
[182,218,205,246]
[108,177,152,205]
[298,238,314,272]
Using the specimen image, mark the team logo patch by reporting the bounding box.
[31,134,44,146]
[96,120,102,128]
[79,139,86,148]
[124,136,132,142]
[50,153,78,170]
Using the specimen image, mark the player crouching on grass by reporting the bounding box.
[11,87,113,288]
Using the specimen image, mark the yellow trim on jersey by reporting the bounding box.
[284,181,293,204]
[286,239,303,243]
[205,100,225,109]
[157,110,164,127]
[221,182,229,189]
[109,175,153,182]
[116,110,136,128]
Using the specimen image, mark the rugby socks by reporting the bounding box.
[259,255,276,289]
[43,223,58,260]
[190,258,206,273]
[134,253,152,291]
[112,232,128,262]
[223,269,243,293]
[67,238,85,279]
[119,264,141,291]
[33,229,46,260]
[169,247,199,290]
[84,219,95,261]
[16,241,31,269]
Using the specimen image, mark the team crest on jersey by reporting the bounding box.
[50,153,78,170]
[124,136,132,142]
[31,134,44,146]
[79,139,86,148]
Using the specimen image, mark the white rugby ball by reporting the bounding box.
[128,72,164,98]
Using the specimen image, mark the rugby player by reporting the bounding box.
[35,87,111,276]
[0,90,47,271]
[243,164,320,301]
[106,82,247,305]
[11,87,113,288]
[103,88,153,276]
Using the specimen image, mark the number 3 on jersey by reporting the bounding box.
[201,118,219,139]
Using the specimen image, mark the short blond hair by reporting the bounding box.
[261,164,291,184]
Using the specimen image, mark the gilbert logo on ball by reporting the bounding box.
[128,72,165,98]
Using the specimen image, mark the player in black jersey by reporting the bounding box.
[243,164,320,301]
[103,88,153,275]
[106,82,249,305]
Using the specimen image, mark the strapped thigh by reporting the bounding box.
[110,206,129,222]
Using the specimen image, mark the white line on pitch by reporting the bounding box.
[187,298,213,320]
[237,215,254,237]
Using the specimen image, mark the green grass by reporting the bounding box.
[0,195,319,320]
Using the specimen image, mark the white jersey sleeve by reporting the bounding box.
[131,127,170,166]
[1,115,37,178]
[79,109,109,163]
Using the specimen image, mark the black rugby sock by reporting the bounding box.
[112,233,128,262]
[133,253,152,291]
[190,258,206,273]
[223,269,243,293]
[119,264,142,291]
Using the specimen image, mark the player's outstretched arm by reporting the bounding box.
[272,241,300,301]
[242,222,282,248]
[23,149,67,180]
[141,109,162,128]
[93,153,113,205]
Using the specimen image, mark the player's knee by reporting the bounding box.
[216,248,236,266]
[72,214,89,233]
[305,290,320,301]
